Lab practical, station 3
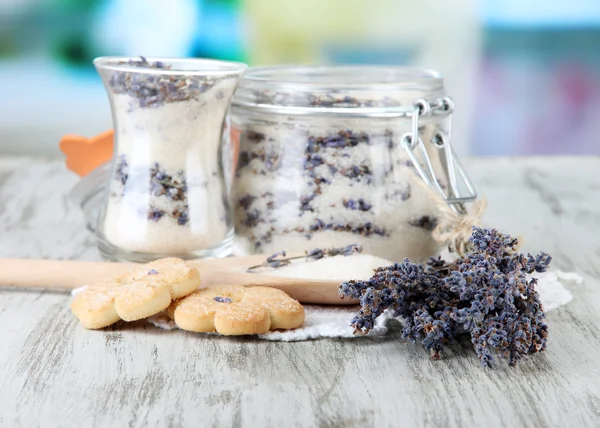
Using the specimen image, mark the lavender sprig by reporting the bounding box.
[339,226,551,368]
[247,244,363,271]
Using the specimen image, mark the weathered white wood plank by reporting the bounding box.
[0,156,599,428]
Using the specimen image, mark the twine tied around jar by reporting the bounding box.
[410,174,487,256]
[432,198,488,256]
[411,175,524,256]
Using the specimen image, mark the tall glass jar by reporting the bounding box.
[94,57,246,262]
[230,66,475,262]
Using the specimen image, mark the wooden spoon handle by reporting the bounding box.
[0,258,354,305]
[0,257,298,290]
[0,258,135,290]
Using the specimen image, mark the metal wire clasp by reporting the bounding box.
[401,97,477,215]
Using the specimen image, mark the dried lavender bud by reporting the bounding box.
[342,244,362,256]
[343,198,372,212]
[148,165,187,202]
[236,147,280,174]
[264,148,280,171]
[148,269,159,275]
[305,153,325,170]
[339,226,551,368]
[309,219,326,232]
[315,129,369,149]
[342,164,372,182]
[243,209,262,228]
[322,135,346,148]
[172,208,189,226]
[238,194,256,210]
[306,248,325,260]
[245,130,266,142]
[299,194,316,213]
[148,209,166,221]
[214,296,232,303]
[246,251,291,271]
[266,259,291,268]
[409,215,438,231]
[387,184,411,202]
[267,251,286,263]
[178,212,189,226]
[115,155,129,186]
[373,227,387,237]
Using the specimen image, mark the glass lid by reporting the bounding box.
[232,65,445,110]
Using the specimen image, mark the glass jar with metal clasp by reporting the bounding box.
[229,65,477,262]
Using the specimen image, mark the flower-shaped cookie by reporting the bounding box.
[71,258,200,329]
[168,285,305,335]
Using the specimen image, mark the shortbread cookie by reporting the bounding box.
[71,258,200,329]
[169,285,305,335]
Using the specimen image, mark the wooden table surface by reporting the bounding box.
[0,156,599,428]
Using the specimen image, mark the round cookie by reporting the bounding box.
[169,285,305,335]
[71,257,201,329]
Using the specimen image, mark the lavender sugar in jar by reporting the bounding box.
[94,57,246,262]
[230,66,476,262]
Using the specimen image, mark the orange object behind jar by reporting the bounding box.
[59,127,241,178]
[59,130,114,177]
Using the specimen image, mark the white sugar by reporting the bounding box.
[265,253,393,281]
[532,270,576,311]
[232,115,445,262]
[101,78,237,255]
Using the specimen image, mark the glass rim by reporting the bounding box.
[232,65,446,112]
[93,56,248,76]
[239,65,444,89]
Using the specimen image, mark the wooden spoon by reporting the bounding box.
[0,254,357,305]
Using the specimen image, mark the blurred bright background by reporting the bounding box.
[0,0,599,156]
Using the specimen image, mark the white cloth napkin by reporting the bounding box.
[146,269,579,341]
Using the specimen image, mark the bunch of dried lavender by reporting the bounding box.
[247,244,363,271]
[339,226,551,367]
